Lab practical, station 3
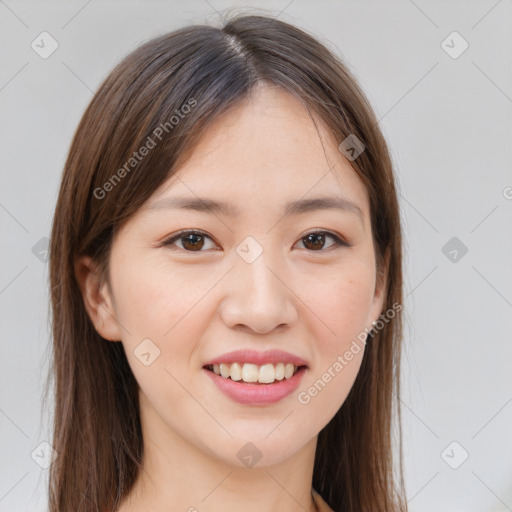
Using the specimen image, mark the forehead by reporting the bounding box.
[144,85,369,219]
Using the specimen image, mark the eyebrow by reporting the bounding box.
[146,195,364,221]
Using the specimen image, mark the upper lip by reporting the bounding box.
[203,349,309,368]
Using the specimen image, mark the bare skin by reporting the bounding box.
[75,83,387,512]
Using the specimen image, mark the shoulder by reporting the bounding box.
[312,488,334,512]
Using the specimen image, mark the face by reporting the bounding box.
[78,84,386,469]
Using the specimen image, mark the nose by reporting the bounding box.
[219,249,298,335]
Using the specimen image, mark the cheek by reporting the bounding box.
[296,267,372,424]
[113,259,217,377]
[114,259,207,336]
[301,259,376,344]
[294,260,374,422]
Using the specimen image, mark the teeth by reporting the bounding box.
[229,362,242,381]
[219,363,230,379]
[275,362,285,381]
[242,363,259,383]
[258,363,275,383]
[210,362,300,384]
[284,363,295,379]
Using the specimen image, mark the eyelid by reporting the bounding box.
[162,229,221,251]
[296,230,353,251]
[297,229,352,247]
[161,229,352,251]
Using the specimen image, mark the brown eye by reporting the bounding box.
[297,231,349,251]
[162,229,350,253]
[181,232,205,251]
[162,230,218,252]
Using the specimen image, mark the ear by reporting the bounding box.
[366,246,390,328]
[74,255,122,342]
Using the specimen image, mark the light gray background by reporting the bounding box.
[1,1,511,511]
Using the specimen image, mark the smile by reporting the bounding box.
[205,362,302,384]
[203,364,308,405]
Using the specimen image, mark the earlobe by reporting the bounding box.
[74,255,122,342]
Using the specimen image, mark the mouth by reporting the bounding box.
[203,362,307,385]
[202,363,308,405]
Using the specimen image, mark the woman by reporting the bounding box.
[46,13,407,512]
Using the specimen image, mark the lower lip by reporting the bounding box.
[203,366,307,405]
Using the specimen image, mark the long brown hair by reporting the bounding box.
[45,13,407,512]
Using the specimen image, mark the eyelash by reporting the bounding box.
[161,229,352,253]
